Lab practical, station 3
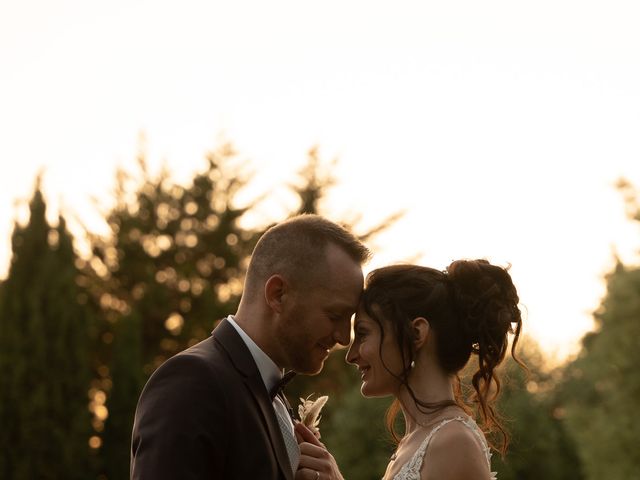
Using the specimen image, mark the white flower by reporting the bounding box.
[298,394,329,436]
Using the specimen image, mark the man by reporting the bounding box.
[131,214,370,480]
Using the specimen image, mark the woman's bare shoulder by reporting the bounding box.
[422,420,491,480]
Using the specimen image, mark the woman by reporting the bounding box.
[295,259,523,480]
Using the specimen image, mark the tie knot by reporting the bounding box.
[270,370,296,400]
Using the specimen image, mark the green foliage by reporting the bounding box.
[85,145,263,477]
[285,147,402,404]
[491,342,584,479]
[291,146,336,216]
[282,147,404,480]
[0,144,400,479]
[0,185,93,479]
[561,261,640,479]
[100,311,143,480]
[88,145,260,374]
[321,369,395,480]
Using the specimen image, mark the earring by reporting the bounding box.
[410,360,415,369]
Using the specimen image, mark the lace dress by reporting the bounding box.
[390,416,497,480]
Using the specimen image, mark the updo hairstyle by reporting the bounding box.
[361,259,523,454]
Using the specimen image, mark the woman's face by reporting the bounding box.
[346,305,405,398]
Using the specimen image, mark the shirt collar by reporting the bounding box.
[226,315,282,393]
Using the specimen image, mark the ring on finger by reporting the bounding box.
[314,471,320,480]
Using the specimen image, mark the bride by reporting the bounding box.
[295,259,524,480]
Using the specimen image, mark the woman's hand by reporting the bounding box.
[294,422,344,480]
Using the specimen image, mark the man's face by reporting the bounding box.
[275,244,364,374]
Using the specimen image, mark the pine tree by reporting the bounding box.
[286,148,403,403]
[321,374,395,480]
[562,261,640,479]
[561,179,640,479]
[87,144,262,478]
[491,342,584,479]
[88,145,260,375]
[101,311,143,480]
[0,184,93,479]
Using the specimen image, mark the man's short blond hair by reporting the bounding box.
[244,214,371,295]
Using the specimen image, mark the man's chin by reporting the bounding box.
[293,358,325,376]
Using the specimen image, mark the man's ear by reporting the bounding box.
[411,317,430,349]
[264,275,287,313]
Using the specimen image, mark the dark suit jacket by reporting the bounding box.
[131,319,294,480]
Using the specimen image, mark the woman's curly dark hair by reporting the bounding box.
[361,259,524,455]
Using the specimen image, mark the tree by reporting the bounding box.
[321,371,395,480]
[84,144,263,477]
[100,311,143,480]
[561,261,640,479]
[490,342,584,479]
[286,147,404,402]
[81,143,402,477]
[0,182,93,479]
[88,145,261,373]
[559,179,640,479]
[282,147,404,479]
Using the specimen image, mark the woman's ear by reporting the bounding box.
[411,317,430,349]
[264,275,287,313]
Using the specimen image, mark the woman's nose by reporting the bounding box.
[345,341,357,365]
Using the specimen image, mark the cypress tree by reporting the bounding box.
[0,184,93,479]
[562,261,640,479]
[561,180,640,479]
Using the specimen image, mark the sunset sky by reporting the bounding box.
[2,0,639,364]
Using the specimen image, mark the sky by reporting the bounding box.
[1,0,639,365]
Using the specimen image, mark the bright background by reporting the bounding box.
[2,0,639,364]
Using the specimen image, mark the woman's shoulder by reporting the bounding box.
[423,417,492,480]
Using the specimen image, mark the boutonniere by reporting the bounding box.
[298,394,328,437]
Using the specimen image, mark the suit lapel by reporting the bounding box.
[212,319,295,480]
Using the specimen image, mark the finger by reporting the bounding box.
[298,442,327,458]
[295,467,321,480]
[297,444,331,473]
[295,422,323,447]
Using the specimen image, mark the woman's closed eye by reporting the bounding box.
[354,328,368,340]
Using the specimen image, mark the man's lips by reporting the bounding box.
[358,366,370,379]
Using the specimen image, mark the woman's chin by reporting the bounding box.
[360,383,385,398]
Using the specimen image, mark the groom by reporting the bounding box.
[130,214,370,480]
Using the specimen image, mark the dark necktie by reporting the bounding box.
[270,370,297,420]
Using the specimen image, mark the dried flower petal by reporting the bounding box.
[298,394,329,435]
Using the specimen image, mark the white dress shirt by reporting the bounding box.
[225,315,299,472]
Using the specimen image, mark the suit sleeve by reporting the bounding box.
[131,353,229,479]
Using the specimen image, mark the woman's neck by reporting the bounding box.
[397,366,459,434]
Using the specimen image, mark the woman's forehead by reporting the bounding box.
[354,306,385,328]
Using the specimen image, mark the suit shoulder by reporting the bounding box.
[142,337,232,396]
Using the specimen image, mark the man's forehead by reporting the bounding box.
[328,299,359,313]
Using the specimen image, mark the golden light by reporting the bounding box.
[94,405,108,421]
[89,436,102,449]
[165,312,184,335]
